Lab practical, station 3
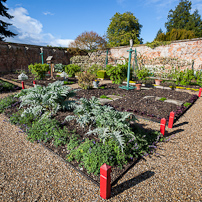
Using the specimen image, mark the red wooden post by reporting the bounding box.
[21,81,25,89]
[168,111,175,129]
[198,88,202,97]
[100,163,111,199]
[160,118,166,136]
[33,80,36,86]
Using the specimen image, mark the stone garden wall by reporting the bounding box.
[0,41,73,73]
[1,38,202,74]
[71,38,202,72]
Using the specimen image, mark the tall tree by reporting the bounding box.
[165,0,202,37]
[0,0,16,41]
[68,31,107,50]
[106,12,143,47]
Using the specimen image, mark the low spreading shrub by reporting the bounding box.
[0,94,19,113]
[28,63,50,80]
[76,72,96,89]
[64,64,81,77]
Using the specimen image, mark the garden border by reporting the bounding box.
[39,142,141,187]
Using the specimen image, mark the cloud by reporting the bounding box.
[2,7,73,47]
[43,11,54,16]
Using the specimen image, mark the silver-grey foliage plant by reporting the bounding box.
[15,81,76,119]
[65,96,137,151]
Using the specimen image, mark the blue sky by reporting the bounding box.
[2,0,202,47]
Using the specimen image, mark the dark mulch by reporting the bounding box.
[1,73,77,87]
[73,83,195,122]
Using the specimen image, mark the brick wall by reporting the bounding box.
[110,38,202,71]
[0,41,72,73]
[1,38,202,74]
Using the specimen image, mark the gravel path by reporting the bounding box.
[0,82,201,201]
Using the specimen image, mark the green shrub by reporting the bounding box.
[136,67,150,81]
[87,64,102,76]
[64,64,81,77]
[105,63,128,84]
[173,69,195,86]
[76,72,96,89]
[195,70,202,86]
[97,70,108,79]
[28,63,50,80]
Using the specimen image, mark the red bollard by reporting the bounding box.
[198,88,202,97]
[168,111,175,129]
[21,81,25,89]
[100,163,111,199]
[33,80,36,86]
[160,118,166,136]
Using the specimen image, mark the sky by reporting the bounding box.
[1,0,202,47]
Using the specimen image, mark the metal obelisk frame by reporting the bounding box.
[119,39,136,90]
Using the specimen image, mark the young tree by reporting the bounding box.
[0,0,16,41]
[106,12,143,47]
[68,31,107,50]
[165,0,202,37]
[155,28,163,40]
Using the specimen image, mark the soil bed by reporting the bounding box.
[73,83,197,122]
[3,101,155,186]
[1,73,77,86]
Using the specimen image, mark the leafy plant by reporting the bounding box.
[76,72,96,89]
[28,63,50,80]
[65,97,137,151]
[183,102,191,107]
[9,109,36,127]
[97,70,108,79]
[105,63,128,84]
[136,67,150,81]
[15,81,76,119]
[54,63,65,72]
[64,81,74,85]
[100,95,112,100]
[26,118,70,146]
[195,70,202,86]
[87,64,102,76]
[64,64,81,77]
[0,80,20,93]
[0,94,19,113]
[159,97,167,101]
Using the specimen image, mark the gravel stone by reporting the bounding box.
[0,81,201,201]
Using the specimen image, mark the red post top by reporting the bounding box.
[160,118,166,125]
[100,163,111,177]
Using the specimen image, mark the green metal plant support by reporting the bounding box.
[40,47,44,64]
[105,49,109,68]
[119,40,136,90]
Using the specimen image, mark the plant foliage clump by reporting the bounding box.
[54,63,65,72]
[64,64,81,77]
[106,63,129,84]
[76,72,96,89]
[28,63,50,80]
[65,97,137,151]
[15,81,76,119]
